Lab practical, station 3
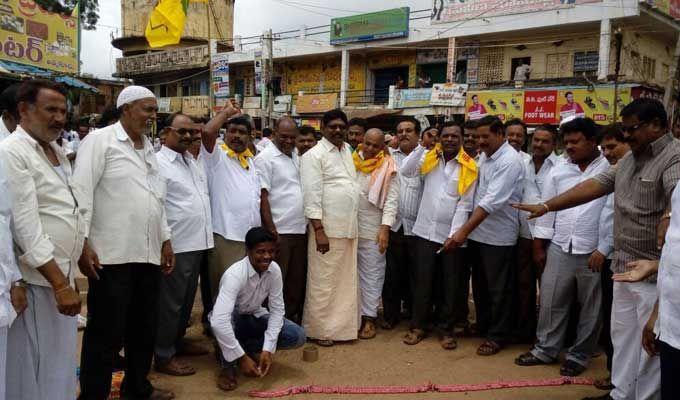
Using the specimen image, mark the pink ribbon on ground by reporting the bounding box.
[249,377,594,398]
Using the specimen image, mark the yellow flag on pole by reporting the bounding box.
[145,0,190,48]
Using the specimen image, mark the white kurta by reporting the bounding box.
[300,137,360,340]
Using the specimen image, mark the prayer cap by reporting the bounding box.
[116,85,156,108]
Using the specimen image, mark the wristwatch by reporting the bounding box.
[662,212,672,220]
[12,280,26,288]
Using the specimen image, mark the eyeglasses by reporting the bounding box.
[169,127,200,135]
[622,121,648,133]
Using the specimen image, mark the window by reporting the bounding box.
[662,63,670,82]
[546,53,570,78]
[642,56,656,80]
[478,47,504,83]
[573,51,599,77]
[510,57,531,80]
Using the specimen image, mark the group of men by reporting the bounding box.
[0,77,678,400]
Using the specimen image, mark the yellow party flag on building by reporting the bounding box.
[145,0,190,48]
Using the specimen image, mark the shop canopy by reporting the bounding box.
[0,60,99,93]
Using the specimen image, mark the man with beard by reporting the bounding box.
[444,115,524,356]
[154,113,212,376]
[74,85,175,400]
[347,117,367,151]
[300,109,360,347]
[296,125,317,156]
[403,122,477,349]
[255,117,308,324]
[515,99,680,400]
[515,124,562,343]
[382,118,423,329]
[199,102,262,390]
[463,120,479,160]
[1,79,83,400]
[515,118,609,376]
[353,128,400,339]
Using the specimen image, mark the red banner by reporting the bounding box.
[523,90,557,124]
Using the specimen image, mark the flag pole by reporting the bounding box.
[207,0,214,117]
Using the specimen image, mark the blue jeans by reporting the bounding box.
[218,314,306,368]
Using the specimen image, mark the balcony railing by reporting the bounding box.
[115,45,209,77]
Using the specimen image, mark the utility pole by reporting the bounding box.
[262,29,274,128]
[207,1,213,116]
[612,28,623,121]
[664,33,680,119]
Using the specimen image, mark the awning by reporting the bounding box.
[55,76,99,93]
[343,108,402,120]
[0,60,99,92]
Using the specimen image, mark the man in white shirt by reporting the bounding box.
[0,80,83,400]
[74,86,175,400]
[403,122,477,348]
[210,227,306,391]
[0,84,19,141]
[254,117,308,324]
[300,109,360,347]
[154,113,213,376]
[444,115,524,356]
[383,118,422,329]
[296,125,317,156]
[515,124,561,343]
[347,117,367,151]
[353,128,400,339]
[505,119,531,162]
[0,155,24,400]
[515,118,610,376]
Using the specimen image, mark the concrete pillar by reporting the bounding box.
[233,35,242,51]
[299,25,307,40]
[340,49,349,107]
[598,18,611,81]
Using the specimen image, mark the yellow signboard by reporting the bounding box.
[465,90,524,122]
[0,0,79,73]
[556,87,632,124]
[296,93,338,114]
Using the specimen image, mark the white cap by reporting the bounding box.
[116,85,156,108]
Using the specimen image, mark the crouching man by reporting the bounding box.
[210,227,306,391]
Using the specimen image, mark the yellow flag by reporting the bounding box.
[145,0,189,48]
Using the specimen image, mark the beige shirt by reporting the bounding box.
[72,122,171,266]
[356,163,400,241]
[300,137,359,239]
[0,126,85,287]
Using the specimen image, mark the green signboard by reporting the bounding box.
[330,7,410,45]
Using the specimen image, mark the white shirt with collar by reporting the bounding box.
[657,183,680,350]
[72,122,171,266]
[519,152,563,239]
[300,137,359,239]
[0,157,21,327]
[534,153,610,254]
[0,116,12,142]
[210,256,285,362]
[200,143,261,242]
[0,126,85,287]
[389,147,423,236]
[253,145,306,235]
[356,152,400,241]
[400,145,477,245]
[468,141,525,246]
[157,146,214,254]
[597,194,615,260]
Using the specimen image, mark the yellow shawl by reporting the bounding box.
[420,143,477,195]
[220,143,254,169]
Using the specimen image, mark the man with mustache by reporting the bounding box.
[515,118,610,377]
[296,125,317,156]
[0,80,83,400]
[254,117,308,325]
[403,122,477,348]
[515,99,680,400]
[300,109,360,347]
[347,118,367,151]
[153,113,213,377]
[74,85,175,400]
[505,119,531,162]
[353,128,400,339]
[443,115,524,356]
[198,103,261,390]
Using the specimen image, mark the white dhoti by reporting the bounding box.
[6,284,77,400]
[303,236,359,341]
[610,281,660,400]
[357,238,386,318]
[0,326,6,400]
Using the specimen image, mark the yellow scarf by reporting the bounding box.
[420,143,478,195]
[352,144,386,173]
[221,143,254,169]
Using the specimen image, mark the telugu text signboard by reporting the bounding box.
[431,0,601,24]
[211,53,230,98]
[391,88,432,109]
[296,93,338,114]
[430,83,468,107]
[523,90,557,124]
[330,7,409,45]
[0,0,79,73]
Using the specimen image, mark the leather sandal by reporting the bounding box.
[476,340,502,356]
[403,329,426,345]
[217,367,238,391]
[514,351,553,366]
[440,335,458,350]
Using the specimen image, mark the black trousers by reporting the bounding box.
[453,247,473,327]
[410,237,464,333]
[276,233,308,323]
[469,240,517,344]
[661,340,680,400]
[200,252,213,327]
[599,259,614,371]
[515,237,539,342]
[79,264,161,400]
[383,228,415,324]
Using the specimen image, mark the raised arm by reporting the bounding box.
[202,101,241,153]
[399,145,427,178]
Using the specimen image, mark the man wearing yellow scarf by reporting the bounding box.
[399,122,477,350]
[352,129,400,340]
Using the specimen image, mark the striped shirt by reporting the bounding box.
[593,133,680,280]
[389,147,423,236]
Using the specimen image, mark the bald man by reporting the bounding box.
[254,117,308,324]
[353,129,400,339]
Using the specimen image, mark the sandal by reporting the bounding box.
[593,376,614,390]
[379,319,396,330]
[358,318,377,339]
[476,340,502,356]
[155,358,196,376]
[216,367,237,391]
[514,351,553,366]
[403,329,426,345]
[316,339,334,347]
[560,360,586,377]
[440,335,458,350]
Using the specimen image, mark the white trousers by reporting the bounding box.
[6,285,77,400]
[610,281,661,400]
[0,326,6,400]
[357,238,386,318]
